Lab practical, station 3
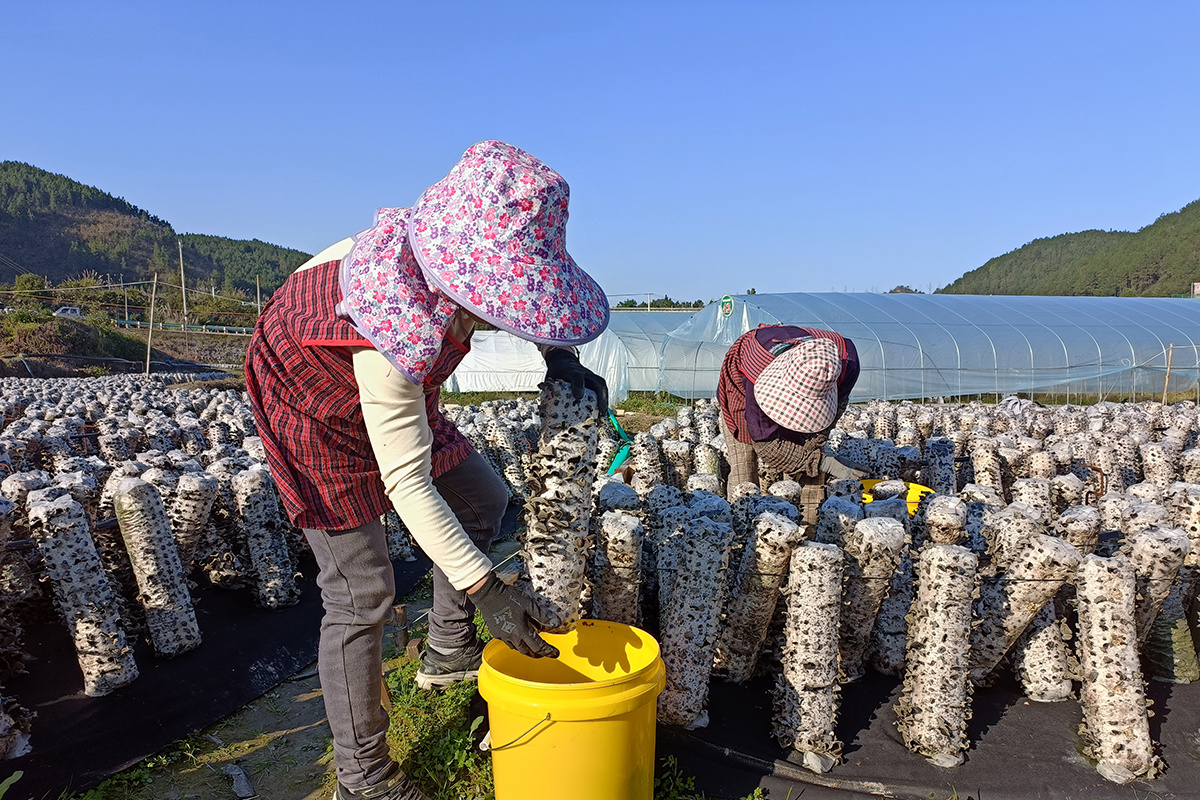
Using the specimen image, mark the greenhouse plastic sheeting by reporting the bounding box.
[442,331,547,394]
[587,310,696,398]
[442,296,1200,403]
[443,310,696,403]
[664,293,1200,401]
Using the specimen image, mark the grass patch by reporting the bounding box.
[70,735,209,799]
[616,391,689,416]
[94,323,147,361]
[385,656,493,800]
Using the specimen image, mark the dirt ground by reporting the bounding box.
[69,538,525,800]
[611,410,662,434]
[77,601,432,800]
[140,664,335,800]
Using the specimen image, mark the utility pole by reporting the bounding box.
[256,274,262,317]
[178,240,190,360]
[1163,343,1175,404]
[145,274,158,375]
[178,240,188,323]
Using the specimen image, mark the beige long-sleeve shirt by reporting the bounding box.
[351,342,493,591]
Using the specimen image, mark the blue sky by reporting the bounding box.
[4,1,1198,302]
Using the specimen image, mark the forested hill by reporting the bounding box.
[939,199,1200,296]
[0,161,309,293]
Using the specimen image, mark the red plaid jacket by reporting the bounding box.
[718,325,857,444]
[244,260,473,531]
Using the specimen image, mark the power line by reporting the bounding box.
[0,283,151,297]
[0,250,35,277]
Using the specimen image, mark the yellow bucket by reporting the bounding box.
[861,479,933,516]
[478,619,665,800]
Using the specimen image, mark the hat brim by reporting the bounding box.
[755,354,840,434]
[408,198,609,348]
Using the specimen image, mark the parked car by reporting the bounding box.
[53,306,83,319]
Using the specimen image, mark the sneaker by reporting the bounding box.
[414,638,485,690]
[334,761,428,800]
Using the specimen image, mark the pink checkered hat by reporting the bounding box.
[754,338,843,433]
[408,141,609,346]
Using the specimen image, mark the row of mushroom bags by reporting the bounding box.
[0,373,334,761]
[454,390,1200,785]
[4,368,1200,786]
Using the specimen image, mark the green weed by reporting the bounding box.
[615,391,685,416]
[654,755,766,800]
[0,772,22,799]
[385,657,493,800]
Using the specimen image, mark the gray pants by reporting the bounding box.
[720,416,825,525]
[304,452,509,789]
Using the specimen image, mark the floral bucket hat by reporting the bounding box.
[408,141,609,346]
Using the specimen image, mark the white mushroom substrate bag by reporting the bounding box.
[1143,482,1200,681]
[653,505,703,622]
[592,510,644,626]
[772,540,843,774]
[921,436,957,496]
[0,691,34,760]
[1075,554,1164,784]
[894,542,978,767]
[838,516,905,684]
[864,495,913,677]
[813,495,863,547]
[969,533,1082,685]
[28,493,139,695]
[658,515,736,729]
[715,511,804,684]
[113,477,202,657]
[522,381,600,632]
[1123,526,1190,643]
[169,471,220,571]
[1011,600,1074,703]
[233,467,300,609]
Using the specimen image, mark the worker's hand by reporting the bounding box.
[544,348,609,411]
[469,573,562,658]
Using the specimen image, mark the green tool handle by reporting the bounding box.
[607,409,633,443]
[607,444,631,475]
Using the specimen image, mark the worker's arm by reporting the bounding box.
[353,346,561,655]
[351,346,492,591]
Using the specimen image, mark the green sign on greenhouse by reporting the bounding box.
[720,295,733,316]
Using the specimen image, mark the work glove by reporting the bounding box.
[821,454,869,481]
[544,347,609,411]
[469,572,562,658]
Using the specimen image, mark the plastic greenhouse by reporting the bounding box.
[446,294,1200,404]
[444,310,694,402]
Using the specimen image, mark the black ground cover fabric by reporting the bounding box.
[1,553,432,800]
[659,669,1200,800]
